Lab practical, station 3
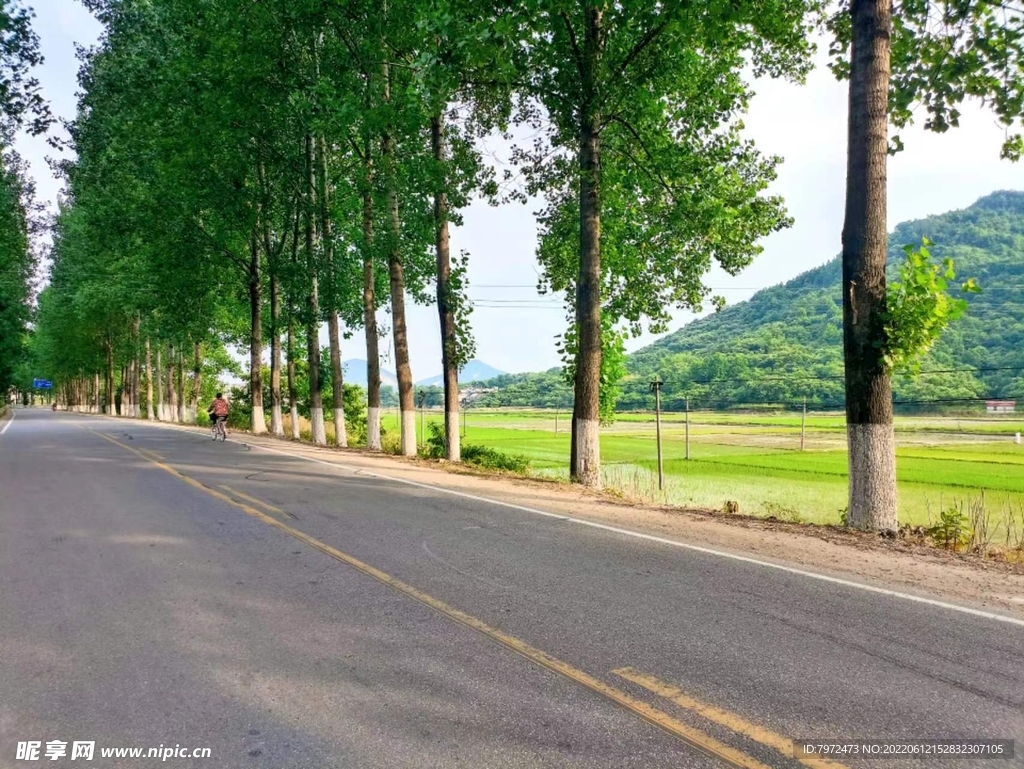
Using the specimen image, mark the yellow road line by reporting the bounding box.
[91,429,773,769]
[137,447,164,462]
[219,485,292,518]
[613,667,846,769]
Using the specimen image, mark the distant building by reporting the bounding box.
[986,400,1016,413]
[460,387,498,407]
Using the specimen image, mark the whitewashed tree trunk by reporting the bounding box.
[310,407,326,445]
[177,351,186,423]
[401,410,417,456]
[145,338,154,420]
[287,320,300,440]
[167,346,178,423]
[847,424,898,530]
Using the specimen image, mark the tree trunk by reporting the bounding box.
[327,311,347,446]
[120,364,128,416]
[155,347,164,420]
[432,113,460,462]
[122,364,131,417]
[362,136,382,451]
[842,0,897,532]
[249,232,267,434]
[105,340,115,415]
[177,349,186,423]
[191,342,202,424]
[167,344,178,422]
[304,133,327,445]
[256,157,285,437]
[94,372,101,414]
[287,315,300,439]
[270,272,284,435]
[130,317,140,417]
[145,338,154,420]
[317,133,347,448]
[382,63,416,457]
[571,6,605,487]
[125,360,131,417]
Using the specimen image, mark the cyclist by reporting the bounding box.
[208,392,229,439]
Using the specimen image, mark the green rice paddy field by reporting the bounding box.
[380,408,1024,531]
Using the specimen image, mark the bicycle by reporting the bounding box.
[210,415,227,441]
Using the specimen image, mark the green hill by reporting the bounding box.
[619,190,1024,411]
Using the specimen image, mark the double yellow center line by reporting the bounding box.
[92,429,844,769]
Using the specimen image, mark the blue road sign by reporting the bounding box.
[32,379,53,389]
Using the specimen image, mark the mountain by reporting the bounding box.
[342,359,398,389]
[622,190,1024,410]
[416,359,506,387]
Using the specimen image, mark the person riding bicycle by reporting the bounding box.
[208,393,229,427]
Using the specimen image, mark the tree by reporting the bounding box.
[0,152,33,397]
[0,0,48,398]
[828,0,1024,530]
[513,0,820,485]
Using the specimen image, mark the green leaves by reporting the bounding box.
[557,311,626,424]
[828,0,1024,160]
[883,237,977,372]
[0,0,50,139]
[0,150,33,394]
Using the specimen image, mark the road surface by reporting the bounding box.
[2,408,1022,767]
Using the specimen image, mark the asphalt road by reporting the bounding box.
[2,408,1022,768]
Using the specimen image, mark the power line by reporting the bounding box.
[621,365,1024,389]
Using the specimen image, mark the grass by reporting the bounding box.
[260,407,1024,537]
[374,408,1024,530]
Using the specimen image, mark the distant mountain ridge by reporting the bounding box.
[342,359,398,389]
[416,359,506,387]
[341,358,505,389]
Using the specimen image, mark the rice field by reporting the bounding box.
[378,407,1024,531]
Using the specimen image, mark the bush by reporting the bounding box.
[461,443,530,474]
[381,431,402,455]
[226,385,252,430]
[927,505,973,551]
[421,422,446,459]
[196,410,211,427]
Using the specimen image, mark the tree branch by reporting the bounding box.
[560,10,585,80]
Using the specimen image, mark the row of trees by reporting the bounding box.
[28,0,1024,531]
[0,0,49,397]
[37,0,820,467]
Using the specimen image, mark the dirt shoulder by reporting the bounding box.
[89,414,1024,620]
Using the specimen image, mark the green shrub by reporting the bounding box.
[422,422,447,459]
[461,443,530,474]
[196,410,211,427]
[381,431,402,455]
[926,505,973,551]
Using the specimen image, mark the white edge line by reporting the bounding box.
[0,407,15,435]
[77,413,1024,629]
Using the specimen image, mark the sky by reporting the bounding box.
[21,1,1024,380]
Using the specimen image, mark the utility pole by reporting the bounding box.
[418,390,426,448]
[651,380,664,490]
[685,395,690,461]
[801,397,807,451]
